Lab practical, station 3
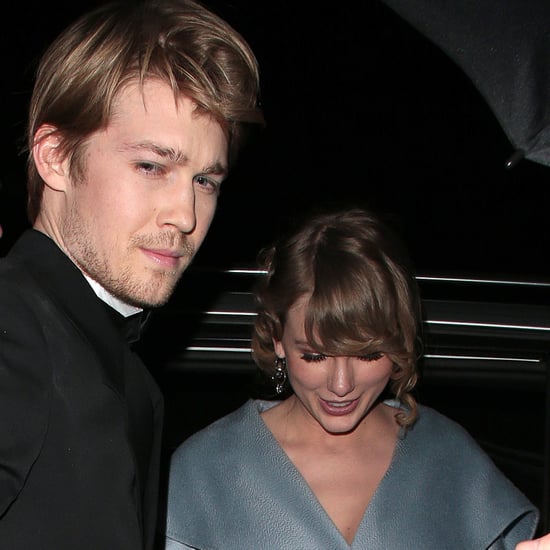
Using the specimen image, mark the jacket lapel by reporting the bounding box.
[9,229,127,397]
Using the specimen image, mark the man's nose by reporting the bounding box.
[157,181,196,234]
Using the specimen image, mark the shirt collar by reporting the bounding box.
[83,274,143,318]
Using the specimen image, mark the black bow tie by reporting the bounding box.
[106,307,151,344]
[123,311,151,344]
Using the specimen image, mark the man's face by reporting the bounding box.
[57,79,228,307]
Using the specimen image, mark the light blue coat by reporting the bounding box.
[166,399,538,549]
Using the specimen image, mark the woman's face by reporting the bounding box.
[273,296,394,435]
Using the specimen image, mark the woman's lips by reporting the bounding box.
[319,398,359,416]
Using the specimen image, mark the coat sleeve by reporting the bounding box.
[0,283,51,518]
[488,511,539,550]
[165,536,193,549]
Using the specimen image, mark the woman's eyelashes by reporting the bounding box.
[358,352,384,362]
[300,351,384,363]
[301,352,326,363]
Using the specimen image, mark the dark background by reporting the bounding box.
[1,0,549,278]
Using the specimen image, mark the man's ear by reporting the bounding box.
[32,125,69,191]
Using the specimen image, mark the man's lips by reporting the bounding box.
[141,248,186,268]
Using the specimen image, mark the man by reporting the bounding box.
[0,1,263,548]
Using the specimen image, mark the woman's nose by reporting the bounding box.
[328,357,355,397]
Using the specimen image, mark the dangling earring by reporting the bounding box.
[273,357,287,395]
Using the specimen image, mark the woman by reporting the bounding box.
[165,207,538,549]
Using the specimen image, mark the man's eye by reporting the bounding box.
[358,352,384,362]
[194,175,220,194]
[136,162,163,176]
[301,353,326,363]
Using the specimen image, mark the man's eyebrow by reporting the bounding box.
[201,163,228,177]
[122,141,228,176]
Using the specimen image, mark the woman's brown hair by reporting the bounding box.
[251,207,422,427]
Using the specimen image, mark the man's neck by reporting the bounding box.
[32,223,143,318]
[83,274,142,318]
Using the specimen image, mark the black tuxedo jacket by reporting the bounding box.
[0,230,164,549]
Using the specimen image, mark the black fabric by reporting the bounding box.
[0,229,164,550]
[102,305,157,513]
[380,0,550,167]
[105,307,152,345]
